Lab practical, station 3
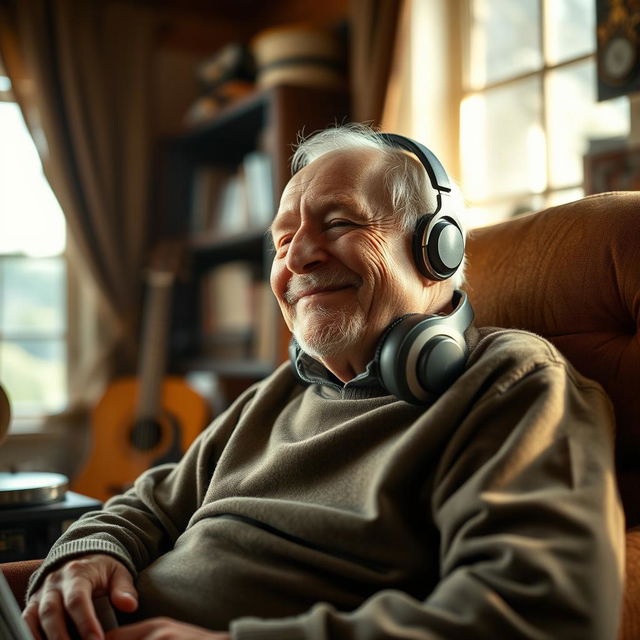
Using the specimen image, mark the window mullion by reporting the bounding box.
[541,0,551,202]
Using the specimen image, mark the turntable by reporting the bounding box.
[0,472,102,563]
[0,387,101,562]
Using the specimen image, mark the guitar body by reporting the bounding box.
[72,376,210,502]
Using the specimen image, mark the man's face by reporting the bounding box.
[270,147,434,378]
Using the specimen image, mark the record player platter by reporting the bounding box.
[0,472,69,507]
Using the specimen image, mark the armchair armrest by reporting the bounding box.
[621,528,640,640]
[1,559,42,608]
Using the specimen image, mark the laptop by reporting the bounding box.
[0,570,33,639]
[0,571,118,639]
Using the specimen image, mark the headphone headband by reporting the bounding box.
[375,132,464,282]
[376,133,452,193]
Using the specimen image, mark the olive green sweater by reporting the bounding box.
[29,328,624,639]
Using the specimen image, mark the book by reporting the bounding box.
[242,150,274,228]
[190,166,232,234]
[214,172,249,238]
[201,260,254,335]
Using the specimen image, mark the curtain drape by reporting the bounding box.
[380,0,414,133]
[0,0,156,415]
[349,0,404,125]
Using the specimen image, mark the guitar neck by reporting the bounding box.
[135,270,174,420]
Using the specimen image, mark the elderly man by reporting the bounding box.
[24,124,624,640]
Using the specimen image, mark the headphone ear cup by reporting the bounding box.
[378,314,468,404]
[413,215,465,280]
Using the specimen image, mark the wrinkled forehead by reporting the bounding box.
[278,147,391,210]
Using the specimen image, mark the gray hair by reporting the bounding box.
[291,123,467,287]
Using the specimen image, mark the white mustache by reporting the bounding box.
[285,271,362,304]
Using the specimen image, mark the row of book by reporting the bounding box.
[199,260,279,364]
[190,150,274,238]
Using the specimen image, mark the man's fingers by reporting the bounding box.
[23,555,136,638]
[109,564,138,613]
[22,600,43,640]
[62,580,105,640]
[38,589,72,640]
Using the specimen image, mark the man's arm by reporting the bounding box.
[229,360,625,639]
[23,384,260,639]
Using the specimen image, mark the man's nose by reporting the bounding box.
[285,229,328,274]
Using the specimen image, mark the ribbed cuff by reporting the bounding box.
[231,615,309,640]
[26,538,136,601]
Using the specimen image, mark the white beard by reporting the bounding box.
[286,269,364,357]
[293,304,365,358]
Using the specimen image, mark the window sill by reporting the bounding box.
[6,418,51,436]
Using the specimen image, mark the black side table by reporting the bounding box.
[0,491,102,562]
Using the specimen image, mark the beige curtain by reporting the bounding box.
[0,0,156,412]
[349,0,404,125]
[380,0,414,133]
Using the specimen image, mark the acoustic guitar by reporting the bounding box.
[72,244,210,502]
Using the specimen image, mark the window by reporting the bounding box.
[0,64,68,422]
[460,0,630,225]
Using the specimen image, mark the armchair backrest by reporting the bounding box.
[464,192,640,525]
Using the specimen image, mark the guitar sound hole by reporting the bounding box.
[130,418,163,451]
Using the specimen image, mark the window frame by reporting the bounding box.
[0,71,70,428]
[459,0,629,215]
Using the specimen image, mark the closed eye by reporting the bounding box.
[327,219,358,229]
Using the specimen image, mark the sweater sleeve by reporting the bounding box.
[26,385,259,600]
[230,360,625,640]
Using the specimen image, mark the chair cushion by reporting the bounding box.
[464,192,640,523]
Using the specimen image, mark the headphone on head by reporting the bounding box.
[376,133,465,281]
[289,132,473,404]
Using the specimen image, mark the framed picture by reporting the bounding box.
[584,145,640,194]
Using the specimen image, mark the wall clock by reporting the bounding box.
[596,0,640,100]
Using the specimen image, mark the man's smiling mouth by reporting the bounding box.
[296,285,353,302]
[285,272,362,305]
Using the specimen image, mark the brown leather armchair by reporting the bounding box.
[465,191,640,640]
[2,192,639,637]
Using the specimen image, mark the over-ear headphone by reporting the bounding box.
[376,289,473,403]
[376,133,465,281]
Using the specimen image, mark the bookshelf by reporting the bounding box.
[156,84,349,404]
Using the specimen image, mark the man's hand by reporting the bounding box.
[105,618,230,639]
[23,553,138,640]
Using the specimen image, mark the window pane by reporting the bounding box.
[545,0,596,64]
[461,77,546,201]
[546,60,629,188]
[468,0,542,88]
[0,102,66,257]
[0,257,66,334]
[467,194,545,228]
[0,339,66,415]
[546,187,585,208]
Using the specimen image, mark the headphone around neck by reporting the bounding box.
[376,289,473,403]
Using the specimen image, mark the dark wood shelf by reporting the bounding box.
[190,227,271,269]
[157,84,349,406]
[178,357,274,379]
[172,89,268,163]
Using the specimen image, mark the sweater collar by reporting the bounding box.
[290,341,388,398]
